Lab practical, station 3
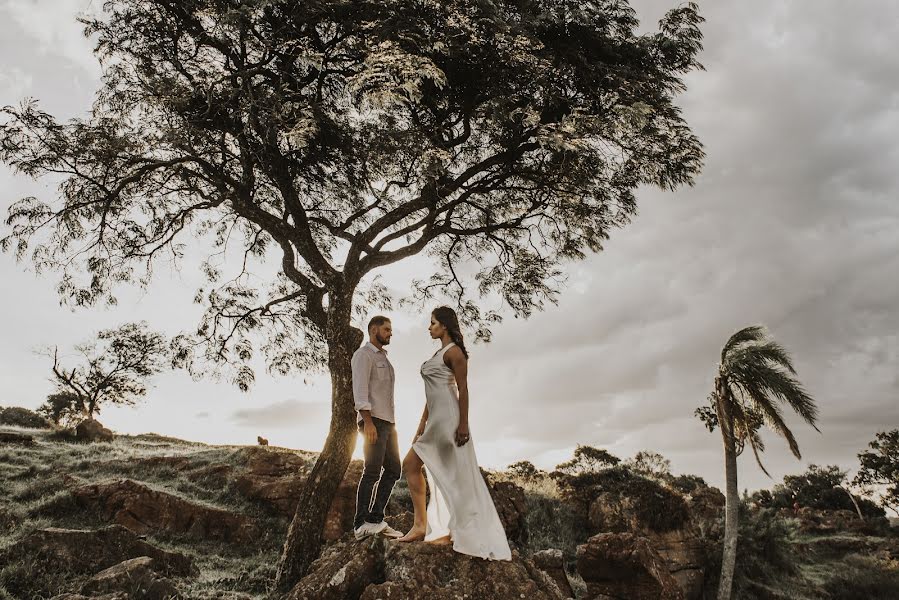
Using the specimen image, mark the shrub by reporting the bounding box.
[0,406,51,429]
[701,507,797,598]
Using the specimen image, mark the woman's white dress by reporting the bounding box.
[411,342,512,560]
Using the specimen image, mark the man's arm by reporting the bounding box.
[351,349,378,444]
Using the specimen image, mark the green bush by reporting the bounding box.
[0,406,51,429]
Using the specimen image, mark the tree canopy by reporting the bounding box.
[855,429,899,516]
[1,0,704,388]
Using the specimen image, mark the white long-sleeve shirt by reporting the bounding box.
[351,342,395,423]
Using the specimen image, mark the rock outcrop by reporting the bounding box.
[72,479,258,543]
[533,548,575,599]
[76,419,114,443]
[4,525,196,577]
[285,536,566,600]
[483,471,529,546]
[585,480,705,599]
[80,556,180,600]
[234,447,312,517]
[577,532,683,600]
[284,534,383,600]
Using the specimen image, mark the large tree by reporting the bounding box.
[696,326,819,600]
[0,0,704,589]
[855,429,899,516]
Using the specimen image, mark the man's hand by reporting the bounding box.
[454,422,470,447]
[363,420,378,445]
[413,423,426,443]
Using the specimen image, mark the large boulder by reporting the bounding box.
[3,525,196,577]
[361,542,564,600]
[482,471,529,546]
[650,530,705,600]
[577,532,683,600]
[285,536,566,600]
[80,556,180,600]
[584,476,704,599]
[284,534,384,600]
[72,479,258,543]
[76,419,115,443]
[233,447,311,516]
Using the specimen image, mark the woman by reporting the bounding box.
[395,306,512,561]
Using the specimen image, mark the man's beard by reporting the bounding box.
[376,333,390,346]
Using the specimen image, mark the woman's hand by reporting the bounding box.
[454,422,470,447]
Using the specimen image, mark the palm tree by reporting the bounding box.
[698,325,819,600]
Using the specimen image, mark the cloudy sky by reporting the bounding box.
[1,0,897,493]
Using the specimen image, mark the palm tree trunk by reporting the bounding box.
[718,434,739,600]
[274,305,363,593]
[716,387,739,600]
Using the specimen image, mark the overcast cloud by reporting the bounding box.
[1,0,897,492]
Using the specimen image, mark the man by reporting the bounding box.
[352,315,403,540]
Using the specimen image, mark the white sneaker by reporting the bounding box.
[354,520,388,540]
[380,523,403,539]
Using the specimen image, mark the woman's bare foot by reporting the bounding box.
[394,526,426,543]
[427,535,453,546]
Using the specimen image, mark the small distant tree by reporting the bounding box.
[39,322,168,422]
[507,460,541,481]
[625,450,672,479]
[555,445,621,475]
[854,429,899,517]
[37,391,82,427]
[696,325,819,600]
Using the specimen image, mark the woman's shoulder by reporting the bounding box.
[442,343,466,363]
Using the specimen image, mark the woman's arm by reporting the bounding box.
[445,347,470,446]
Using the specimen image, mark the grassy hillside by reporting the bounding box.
[0,426,291,599]
[1,422,897,599]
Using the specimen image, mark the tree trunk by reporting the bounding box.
[716,386,739,600]
[274,307,363,593]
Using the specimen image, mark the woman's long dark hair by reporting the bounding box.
[432,306,469,358]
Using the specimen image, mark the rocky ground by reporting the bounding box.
[0,420,897,599]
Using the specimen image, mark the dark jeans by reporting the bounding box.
[354,417,401,529]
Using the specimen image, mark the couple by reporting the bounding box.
[351,306,512,561]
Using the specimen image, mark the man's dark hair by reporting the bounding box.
[368,316,391,331]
